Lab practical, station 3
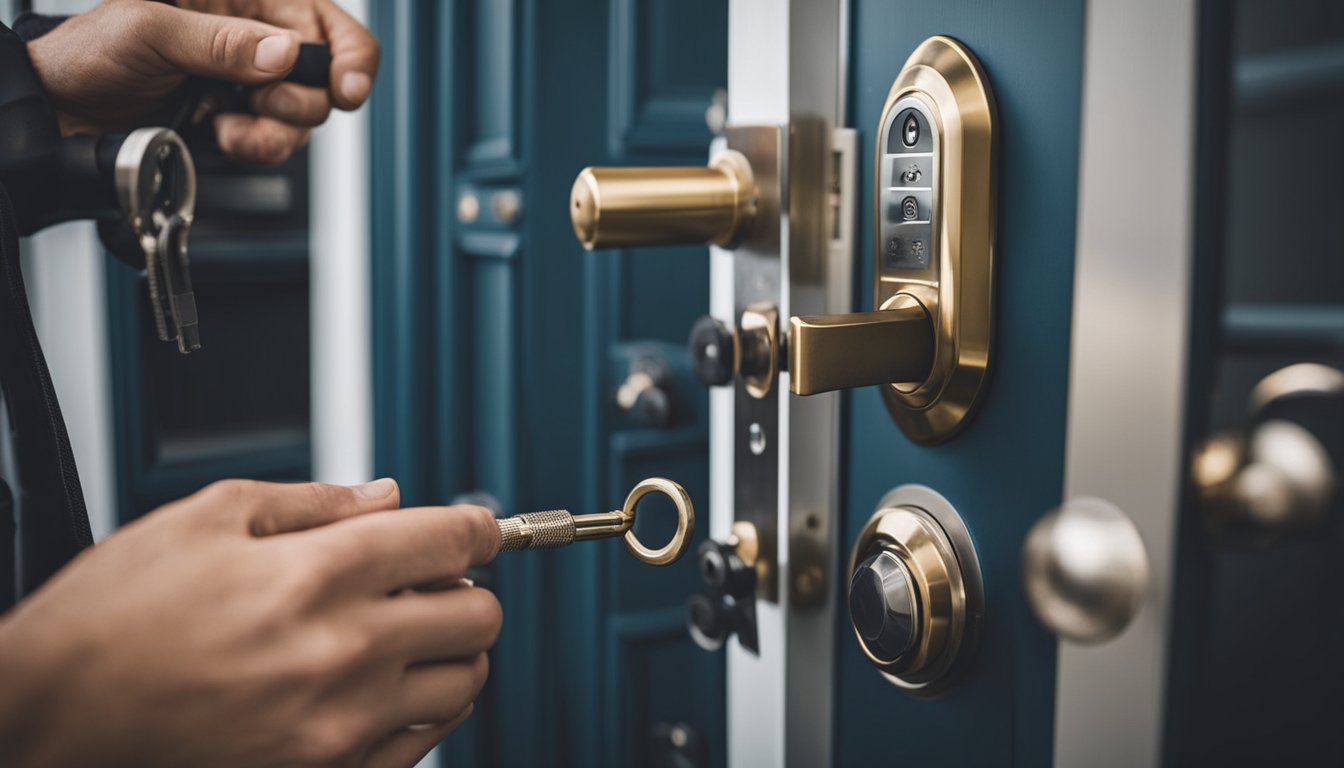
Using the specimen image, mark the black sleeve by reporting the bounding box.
[11,12,68,42]
[0,17,94,599]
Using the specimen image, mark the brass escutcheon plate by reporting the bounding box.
[875,36,998,443]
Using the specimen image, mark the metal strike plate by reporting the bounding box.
[873,36,998,443]
[725,124,782,603]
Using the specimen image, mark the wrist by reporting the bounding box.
[23,36,64,120]
[0,612,77,765]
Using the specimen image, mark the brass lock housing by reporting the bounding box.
[790,35,997,444]
[848,485,983,693]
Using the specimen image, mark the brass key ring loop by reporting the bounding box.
[622,477,696,566]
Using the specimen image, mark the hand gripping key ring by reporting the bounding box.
[496,478,695,566]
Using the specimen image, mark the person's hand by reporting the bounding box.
[25,0,379,165]
[0,478,502,768]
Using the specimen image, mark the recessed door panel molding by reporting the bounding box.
[608,0,727,156]
[1056,0,1198,765]
[464,0,522,173]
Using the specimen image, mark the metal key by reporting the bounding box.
[497,477,695,566]
[115,128,201,354]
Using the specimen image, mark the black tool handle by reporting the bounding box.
[287,42,333,88]
[169,41,333,135]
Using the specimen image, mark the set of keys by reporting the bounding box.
[104,44,335,355]
[115,128,200,354]
[495,477,696,566]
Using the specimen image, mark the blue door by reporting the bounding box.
[369,1,728,765]
[524,0,1093,762]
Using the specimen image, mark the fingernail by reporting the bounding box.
[254,34,294,73]
[267,87,297,116]
[212,114,246,148]
[341,72,372,104]
[214,113,244,133]
[351,478,396,499]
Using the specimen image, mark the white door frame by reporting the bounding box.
[716,1,849,765]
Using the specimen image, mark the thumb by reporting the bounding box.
[247,479,402,537]
[131,2,301,83]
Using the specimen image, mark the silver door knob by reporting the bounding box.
[1022,498,1148,644]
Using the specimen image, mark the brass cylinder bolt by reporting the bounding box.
[570,150,756,250]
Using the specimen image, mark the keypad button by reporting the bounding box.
[902,113,920,147]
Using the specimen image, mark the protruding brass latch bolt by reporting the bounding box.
[570,150,757,250]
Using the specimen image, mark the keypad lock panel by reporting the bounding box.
[870,36,998,443]
[879,100,938,274]
[788,36,996,443]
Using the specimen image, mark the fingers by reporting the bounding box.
[129,2,301,84]
[363,707,473,768]
[380,586,502,663]
[313,0,381,109]
[390,655,488,730]
[244,479,402,537]
[214,113,312,166]
[318,505,501,591]
[250,83,332,127]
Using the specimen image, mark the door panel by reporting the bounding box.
[370,1,726,765]
[840,2,1085,764]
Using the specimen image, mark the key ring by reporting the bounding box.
[621,477,696,566]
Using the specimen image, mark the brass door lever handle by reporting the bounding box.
[788,295,934,396]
